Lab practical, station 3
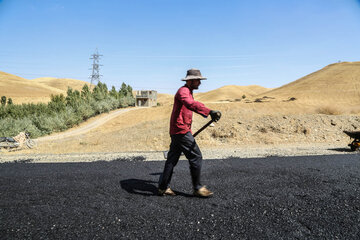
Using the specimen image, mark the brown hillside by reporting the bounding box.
[156,85,270,105]
[157,93,173,105]
[259,61,360,105]
[0,71,64,104]
[32,77,91,92]
[194,85,270,102]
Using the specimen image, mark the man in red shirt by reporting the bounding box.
[158,69,221,197]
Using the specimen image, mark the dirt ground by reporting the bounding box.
[1,100,357,158]
[2,62,360,157]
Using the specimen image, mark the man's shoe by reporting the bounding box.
[158,187,176,196]
[194,186,213,198]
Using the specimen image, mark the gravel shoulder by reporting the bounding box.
[0,142,355,163]
[1,107,358,163]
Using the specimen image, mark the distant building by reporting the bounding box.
[135,90,157,107]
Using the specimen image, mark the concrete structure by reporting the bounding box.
[135,90,157,107]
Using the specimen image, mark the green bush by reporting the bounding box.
[0,117,40,137]
[0,82,135,138]
[33,114,60,135]
[1,96,6,106]
[76,103,95,120]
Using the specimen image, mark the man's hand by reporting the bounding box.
[209,110,221,122]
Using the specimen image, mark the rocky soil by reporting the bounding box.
[196,114,360,147]
[1,113,359,163]
[0,142,356,163]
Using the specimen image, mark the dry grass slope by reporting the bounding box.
[0,71,64,104]
[0,72,92,103]
[32,77,92,92]
[195,85,270,102]
[3,61,360,154]
[259,61,360,106]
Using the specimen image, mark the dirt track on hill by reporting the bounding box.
[36,108,138,142]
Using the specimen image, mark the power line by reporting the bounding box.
[89,48,102,87]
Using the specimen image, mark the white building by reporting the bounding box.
[135,90,157,107]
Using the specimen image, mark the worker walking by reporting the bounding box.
[158,69,221,197]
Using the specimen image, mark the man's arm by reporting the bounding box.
[177,87,211,117]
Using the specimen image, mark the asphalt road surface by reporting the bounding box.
[1,154,360,239]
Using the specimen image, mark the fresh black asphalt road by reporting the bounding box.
[1,154,360,239]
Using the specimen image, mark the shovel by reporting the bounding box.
[163,111,221,159]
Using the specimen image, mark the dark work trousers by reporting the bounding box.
[159,132,203,191]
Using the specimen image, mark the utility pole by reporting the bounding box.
[89,48,103,88]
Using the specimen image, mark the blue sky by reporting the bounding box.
[0,0,360,94]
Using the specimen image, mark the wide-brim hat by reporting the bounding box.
[181,68,207,81]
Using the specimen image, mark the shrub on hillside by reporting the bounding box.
[1,96,6,106]
[49,94,66,112]
[33,114,62,135]
[0,82,135,138]
[76,103,95,120]
[0,117,41,138]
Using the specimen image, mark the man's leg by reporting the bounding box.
[181,132,203,191]
[158,135,182,190]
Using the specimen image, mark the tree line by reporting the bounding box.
[0,82,135,138]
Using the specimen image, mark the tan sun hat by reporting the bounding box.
[181,68,207,81]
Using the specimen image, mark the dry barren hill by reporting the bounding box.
[195,85,270,102]
[32,77,91,92]
[0,71,91,104]
[156,85,270,105]
[4,62,360,155]
[157,93,174,105]
[0,71,64,104]
[258,61,360,106]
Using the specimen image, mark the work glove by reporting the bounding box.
[209,110,221,122]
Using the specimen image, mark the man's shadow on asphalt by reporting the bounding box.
[120,173,193,197]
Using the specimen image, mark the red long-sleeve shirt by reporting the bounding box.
[169,85,211,135]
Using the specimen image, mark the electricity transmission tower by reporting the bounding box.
[89,48,103,87]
